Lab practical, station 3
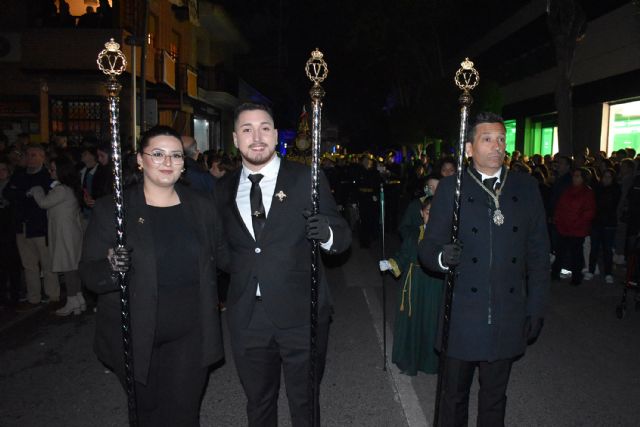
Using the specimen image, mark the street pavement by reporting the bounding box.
[1,233,639,426]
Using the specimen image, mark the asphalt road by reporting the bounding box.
[1,235,639,426]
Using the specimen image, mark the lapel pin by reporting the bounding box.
[275,190,287,202]
[138,217,144,224]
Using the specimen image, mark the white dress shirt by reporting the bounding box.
[235,156,333,295]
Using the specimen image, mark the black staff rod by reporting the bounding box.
[305,48,328,427]
[97,39,138,426]
[380,183,388,371]
[433,58,479,427]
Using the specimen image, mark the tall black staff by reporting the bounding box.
[379,183,388,371]
[433,58,479,427]
[305,48,328,427]
[97,39,138,426]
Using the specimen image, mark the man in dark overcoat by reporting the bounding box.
[419,112,550,426]
[216,102,351,427]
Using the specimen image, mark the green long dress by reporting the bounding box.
[388,224,444,375]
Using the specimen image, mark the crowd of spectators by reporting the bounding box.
[1,128,638,314]
[0,132,240,314]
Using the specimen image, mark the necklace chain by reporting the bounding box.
[466,168,509,226]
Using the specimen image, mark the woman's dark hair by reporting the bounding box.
[601,167,616,182]
[534,164,549,179]
[435,156,456,177]
[138,125,183,152]
[532,169,547,185]
[574,167,592,185]
[52,156,82,205]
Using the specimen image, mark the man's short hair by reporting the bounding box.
[468,112,505,142]
[182,136,198,158]
[26,143,46,154]
[558,155,573,169]
[233,102,274,127]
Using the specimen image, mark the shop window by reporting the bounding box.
[504,119,516,155]
[606,100,640,154]
[50,98,106,144]
[524,118,557,157]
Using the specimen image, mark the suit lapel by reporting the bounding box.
[259,159,291,243]
[229,169,255,241]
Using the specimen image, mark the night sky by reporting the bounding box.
[217,0,622,153]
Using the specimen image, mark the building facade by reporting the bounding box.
[463,0,640,157]
[0,0,262,152]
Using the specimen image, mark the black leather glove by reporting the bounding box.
[523,316,544,345]
[108,246,132,273]
[303,210,331,243]
[441,242,462,267]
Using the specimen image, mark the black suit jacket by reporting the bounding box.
[216,159,351,330]
[79,183,227,384]
[418,168,550,362]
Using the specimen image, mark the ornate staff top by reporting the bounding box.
[454,57,479,92]
[454,57,479,106]
[97,38,127,78]
[305,48,328,100]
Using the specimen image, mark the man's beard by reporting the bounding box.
[243,144,275,167]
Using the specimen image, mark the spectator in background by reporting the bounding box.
[77,6,100,28]
[58,0,74,27]
[549,155,573,255]
[79,145,99,219]
[552,167,596,286]
[614,158,636,264]
[30,157,85,316]
[0,158,21,308]
[436,156,456,178]
[92,143,114,199]
[532,168,551,222]
[207,153,236,178]
[181,136,215,193]
[3,144,59,309]
[585,168,621,284]
[97,0,113,27]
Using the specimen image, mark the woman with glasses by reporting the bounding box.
[80,125,227,426]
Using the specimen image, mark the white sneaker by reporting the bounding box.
[583,272,594,280]
[560,269,572,278]
[594,265,600,275]
[605,275,614,284]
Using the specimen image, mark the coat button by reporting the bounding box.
[510,287,515,293]
[512,196,518,202]
[255,248,261,254]
[513,226,518,232]
[471,287,478,293]
[472,227,478,234]
[467,196,474,202]
[512,257,517,263]
[472,257,478,263]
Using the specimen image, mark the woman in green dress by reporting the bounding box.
[380,196,444,375]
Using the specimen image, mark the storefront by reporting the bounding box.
[0,97,39,143]
[602,99,640,155]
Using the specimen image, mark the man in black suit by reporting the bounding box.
[419,112,550,427]
[216,102,351,426]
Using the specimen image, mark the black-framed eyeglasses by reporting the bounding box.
[142,151,185,165]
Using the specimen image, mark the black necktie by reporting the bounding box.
[248,174,266,240]
[483,177,498,193]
